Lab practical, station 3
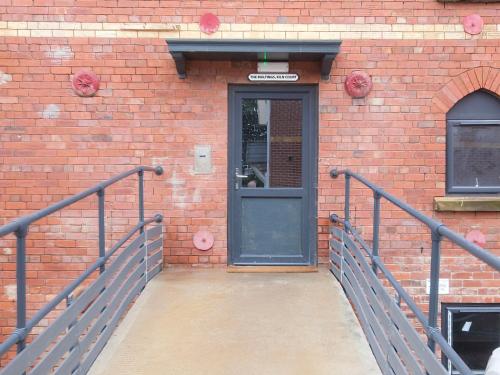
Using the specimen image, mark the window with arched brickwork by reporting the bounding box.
[446,90,500,194]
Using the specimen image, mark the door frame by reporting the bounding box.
[227,84,319,266]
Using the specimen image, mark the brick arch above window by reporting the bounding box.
[432,66,500,114]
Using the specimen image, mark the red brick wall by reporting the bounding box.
[1,37,497,290]
[0,0,499,359]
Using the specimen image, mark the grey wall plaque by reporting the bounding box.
[194,145,212,174]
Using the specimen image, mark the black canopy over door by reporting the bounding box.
[228,85,318,266]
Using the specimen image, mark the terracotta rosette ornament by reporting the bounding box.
[193,230,215,251]
[465,229,486,247]
[463,14,483,35]
[345,70,373,98]
[200,13,220,34]
[71,70,100,97]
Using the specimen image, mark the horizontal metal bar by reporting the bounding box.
[105,232,146,280]
[148,250,163,267]
[75,242,147,334]
[329,226,345,239]
[329,262,340,281]
[53,235,157,375]
[341,248,424,375]
[79,256,146,356]
[331,219,372,257]
[387,325,425,375]
[329,250,341,266]
[80,268,147,373]
[387,348,408,375]
[329,239,344,255]
[342,256,391,353]
[34,251,150,375]
[347,226,373,256]
[106,218,157,259]
[60,233,147,358]
[340,266,391,374]
[53,345,80,375]
[346,244,440,373]
[147,237,163,255]
[374,256,471,372]
[0,166,163,238]
[146,224,162,240]
[342,233,370,262]
[0,275,107,374]
[147,262,163,282]
[387,303,448,375]
[30,317,82,375]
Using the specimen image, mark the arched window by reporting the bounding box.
[447,90,500,194]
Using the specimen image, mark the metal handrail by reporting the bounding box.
[330,168,500,373]
[0,166,163,237]
[0,165,164,356]
[330,168,500,271]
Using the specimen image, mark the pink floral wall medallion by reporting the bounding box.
[465,230,486,247]
[200,13,220,34]
[72,70,99,97]
[193,230,214,251]
[345,70,373,98]
[463,14,483,35]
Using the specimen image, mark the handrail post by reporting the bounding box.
[97,189,105,274]
[138,170,144,234]
[138,170,147,282]
[372,192,381,273]
[344,173,351,233]
[15,225,28,353]
[428,228,442,352]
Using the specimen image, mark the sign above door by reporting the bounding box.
[248,73,299,82]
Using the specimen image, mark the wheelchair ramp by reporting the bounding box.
[89,268,381,375]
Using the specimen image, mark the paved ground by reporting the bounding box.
[89,268,381,375]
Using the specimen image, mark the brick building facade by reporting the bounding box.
[0,0,499,365]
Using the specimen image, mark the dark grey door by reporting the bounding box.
[228,85,318,266]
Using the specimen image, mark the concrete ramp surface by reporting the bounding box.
[89,268,381,375]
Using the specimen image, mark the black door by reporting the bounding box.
[228,85,318,266]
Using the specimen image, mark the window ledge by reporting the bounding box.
[434,196,500,212]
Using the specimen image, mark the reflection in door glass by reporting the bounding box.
[241,99,302,188]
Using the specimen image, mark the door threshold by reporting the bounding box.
[227,265,318,273]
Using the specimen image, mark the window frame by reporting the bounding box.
[446,119,500,194]
[441,303,500,374]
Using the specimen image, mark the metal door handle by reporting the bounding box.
[235,168,248,179]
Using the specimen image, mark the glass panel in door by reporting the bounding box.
[241,99,303,188]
